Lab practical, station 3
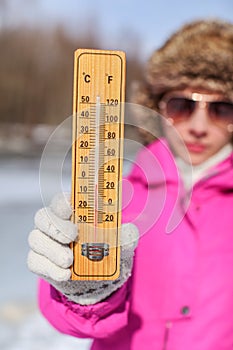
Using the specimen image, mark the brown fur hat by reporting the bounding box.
[133,18,233,143]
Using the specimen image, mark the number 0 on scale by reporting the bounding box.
[71,49,126,280]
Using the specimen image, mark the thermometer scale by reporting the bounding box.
[71,49,126,280]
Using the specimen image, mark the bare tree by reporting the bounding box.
[0,20,144,147]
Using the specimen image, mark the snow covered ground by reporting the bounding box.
[0,307,92,350]
[0,154,92,350]
[0,133,136,349]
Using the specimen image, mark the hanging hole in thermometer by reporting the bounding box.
[71,49,126,280]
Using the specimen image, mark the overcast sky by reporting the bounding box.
[3,0,233,59]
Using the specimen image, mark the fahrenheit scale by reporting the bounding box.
[71,49,126,280]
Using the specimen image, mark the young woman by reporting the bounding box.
[28,19,233,349]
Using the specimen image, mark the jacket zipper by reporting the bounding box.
[162,321,172,350]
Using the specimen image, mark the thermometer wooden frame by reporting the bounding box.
[71,49,126,280]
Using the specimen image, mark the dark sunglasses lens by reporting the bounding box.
[209,101,233,123]
[166,98,195,120]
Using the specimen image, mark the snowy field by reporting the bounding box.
[0,154,92,350]
[0,132,136,349]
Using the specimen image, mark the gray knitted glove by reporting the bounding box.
[28,193,139,305]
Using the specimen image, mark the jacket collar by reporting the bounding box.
[128,138,233,191]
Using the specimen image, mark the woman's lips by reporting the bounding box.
[185,142,206,153]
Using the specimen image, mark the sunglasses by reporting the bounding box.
[159,92,233,127]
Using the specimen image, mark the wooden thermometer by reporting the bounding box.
[71,49,126,280]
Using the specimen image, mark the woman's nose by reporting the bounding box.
[188,103,209,137]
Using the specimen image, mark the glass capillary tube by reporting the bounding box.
[94,96,101,240]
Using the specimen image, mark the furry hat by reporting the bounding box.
[147,18,233,105]
[133,19,233,143]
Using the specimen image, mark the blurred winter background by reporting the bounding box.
[0,0,232,349]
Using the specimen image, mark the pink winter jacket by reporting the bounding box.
[39,139,233,350]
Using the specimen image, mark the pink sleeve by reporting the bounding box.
[38,279,131,339]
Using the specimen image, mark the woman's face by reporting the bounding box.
[159,88,233,165]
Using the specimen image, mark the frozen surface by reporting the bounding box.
[0,149,135,349]
[0,155,92,349]
[0,307,92,350]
